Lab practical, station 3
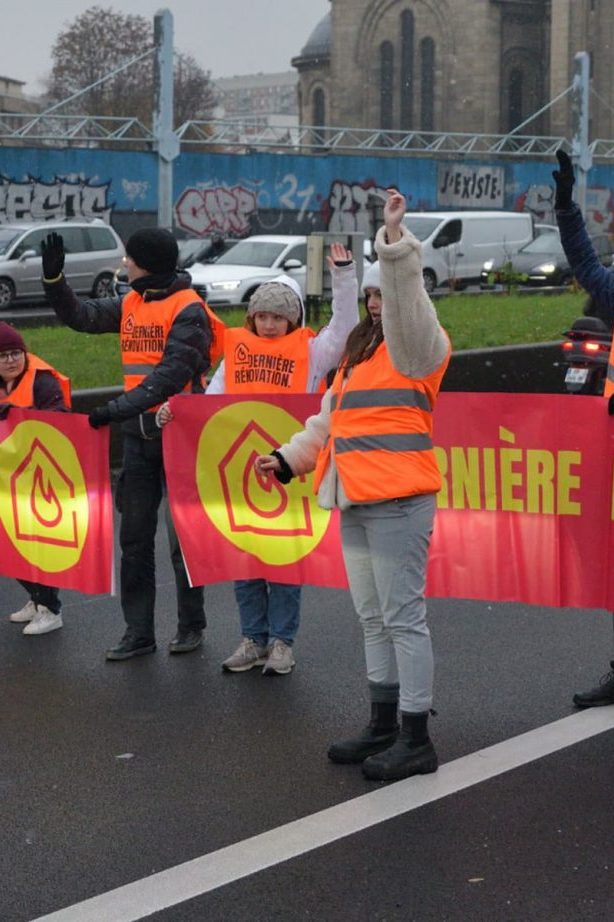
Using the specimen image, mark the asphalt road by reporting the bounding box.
[2,520,614,921]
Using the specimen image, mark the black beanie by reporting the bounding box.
[125,228,178,275]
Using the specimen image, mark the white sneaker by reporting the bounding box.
[262,639,296,675]
[222,637,268,672]
[22,605,63,635]
[9,599,36,623]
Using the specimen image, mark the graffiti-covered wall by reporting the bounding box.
[1,145,613,240]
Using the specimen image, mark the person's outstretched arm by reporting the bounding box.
[378,189,449,379]
[41,232,123,333]
[554,150,614,308]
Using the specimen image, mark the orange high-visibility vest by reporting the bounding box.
[313,340,450,503]
[0,353,71,408]
[121,288,225,393]
[223,327,316,394]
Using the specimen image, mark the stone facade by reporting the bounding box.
[293,0,611,139]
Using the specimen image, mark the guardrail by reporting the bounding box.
[69,342,567,470]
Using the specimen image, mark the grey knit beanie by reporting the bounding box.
[247,282,301,324]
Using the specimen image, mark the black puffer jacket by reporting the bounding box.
[44,272,212,430]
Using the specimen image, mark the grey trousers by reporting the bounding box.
[340,493,436,713]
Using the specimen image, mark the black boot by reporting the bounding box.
[573,662,614,708]
[362,711,438,781]
[328,701,399,764]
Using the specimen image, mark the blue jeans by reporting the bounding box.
[233,580,301,647]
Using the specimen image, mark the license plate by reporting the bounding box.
[565,367,588,384]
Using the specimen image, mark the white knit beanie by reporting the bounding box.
[362,260,381,292]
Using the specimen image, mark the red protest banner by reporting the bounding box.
[0,409,114,594]
[163,391,614,610]
[429,392,614,609]
[164,394,347,589]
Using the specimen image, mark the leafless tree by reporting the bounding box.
[46,6,216,126]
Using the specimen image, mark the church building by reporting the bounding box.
[292,1,614,140]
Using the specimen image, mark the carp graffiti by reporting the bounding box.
[174,183,258,237]
[0,175,113,223]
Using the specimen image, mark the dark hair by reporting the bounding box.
[340,314,384,375]
[244,315,299,335]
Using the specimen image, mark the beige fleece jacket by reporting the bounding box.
[277,223,450,509]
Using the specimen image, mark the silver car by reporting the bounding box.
[0,219,125,309]
[187,235,307,305]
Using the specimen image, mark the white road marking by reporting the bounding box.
[33,707,614,922]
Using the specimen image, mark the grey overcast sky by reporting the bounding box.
[1,1,330,94]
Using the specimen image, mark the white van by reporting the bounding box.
[402,211,534,292]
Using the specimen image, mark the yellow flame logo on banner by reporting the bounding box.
[196,401,330,565]
[0,421,88,572]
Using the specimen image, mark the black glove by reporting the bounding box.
[271,450,294,485]
[0,404,10,421]
[88,405,112,429]
[41,232,65,280]
[552,150,575,210]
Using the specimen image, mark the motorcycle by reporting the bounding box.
[561,314,612,395]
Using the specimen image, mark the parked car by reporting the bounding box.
[480,231,614,288]
[187,235,307,305]
[534,223,559,237]
[0,219,125,309]
[177,235,238,269]
[112,235,239,297]
[402,210,534,292]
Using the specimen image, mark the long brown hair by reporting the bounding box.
[340,314,383,376]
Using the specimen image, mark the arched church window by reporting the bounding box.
[420,37,435,131]
[400,9,414,129]
[380,41,394,129]
[508,68,523,130]
[312,88,326,128]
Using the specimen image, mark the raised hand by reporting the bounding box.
[326,242,353,269]
[383,188,407,239]
[552,149,575,210]
[41,232,66,280]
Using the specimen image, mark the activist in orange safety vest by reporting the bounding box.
[0,321,70,636]
[255,190,451,781]
[41,227,215,661]
[160,251,359,676]
[554,149,614,708]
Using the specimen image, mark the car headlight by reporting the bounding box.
[534,263,556,275]
[482,259,495,271]
[208,280,241,291]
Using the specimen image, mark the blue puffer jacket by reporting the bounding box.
[557,203,614,308]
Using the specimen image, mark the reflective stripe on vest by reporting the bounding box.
[223,326,315,394]
[329,387,433,413]
[0,353,71,409]
[334,432,434,453]
[313,339,450,503]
